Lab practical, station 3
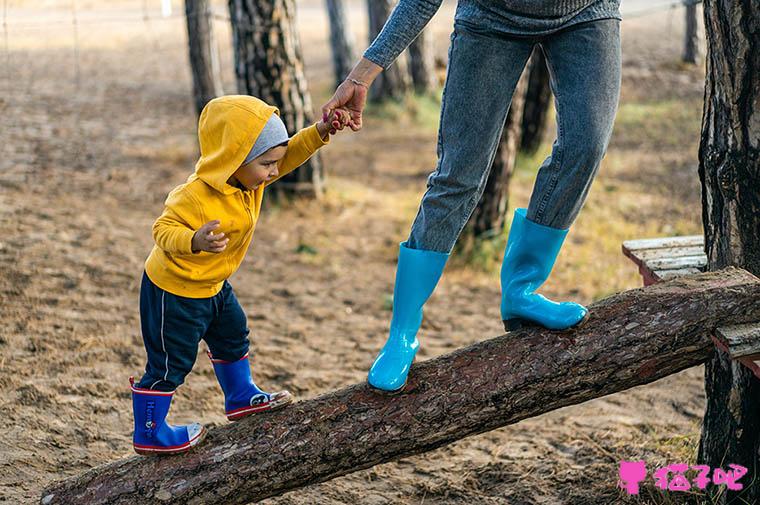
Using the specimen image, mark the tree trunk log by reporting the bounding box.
[325,0,355,88]
[41,268,760,505]
[697,0,760,502]
[367,0,409,102]
[461,66,529,241]
[407,28,435,94]
[185,0,224,116]
[228,0,324,199]
[682,1,701,65]
[520,47,552,154]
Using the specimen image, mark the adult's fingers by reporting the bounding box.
[321,96,341,123]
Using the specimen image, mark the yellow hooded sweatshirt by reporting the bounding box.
[144,95,328,298]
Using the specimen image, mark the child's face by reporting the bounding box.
[230,145,288,190]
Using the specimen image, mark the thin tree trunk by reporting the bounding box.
[520,47,552,154]
[697,0,760,502]
[228,0,324,199]
[462,68,530,241]
[367,0,409,102]
[40,269,760,504]
[325,0,355,88]
[682,1,700,64]
[407,28,435,94]
[185,0,224,116]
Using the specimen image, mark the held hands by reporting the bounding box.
[192,220,228,254]
[321,78,369,132]
[316,107,352,139]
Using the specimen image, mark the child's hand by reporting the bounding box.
[317,108,351,139]
[191,220,228,254]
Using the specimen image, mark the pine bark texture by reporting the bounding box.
[463,67,529,240]
[407,28,435,94]
[696,0,760,502]
[367,0,409,102]
[185,0,224,116]
[520,47,552,154]
[41,269,760,505]
[325,0,355,87]
[228,0,323,198]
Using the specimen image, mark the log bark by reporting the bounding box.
[185,0,224,116]
[228,0,324,199]
[697,0,760,502]
[407,28,435,94]
[325,0,355,88]
[41,268,760,505]
[520,47,552,154]
[367,0,409,102]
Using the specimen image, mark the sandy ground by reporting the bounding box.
[0,1,714,504]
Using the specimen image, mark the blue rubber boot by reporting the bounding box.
[130,376,206,455]
[500,208,589,331]
[368,241,449,392]
[207,351,293,421]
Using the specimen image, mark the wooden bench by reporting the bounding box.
[622,235,760,379]
[622,235,707,286]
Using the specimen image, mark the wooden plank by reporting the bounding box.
[654,268,702,281]
[715,323,760,359]
[623,235,703,252]
[647,255,707,270]
[633,245,705,263]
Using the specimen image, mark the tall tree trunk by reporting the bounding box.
[367,0,409,102]
[682,1,701,64]
[325,0,355,88]
[185,0,224,116]
[228,0,324,199]
[520,47,552,154]
[461,68,530,242]
[697,0,760,502]
[407,28,435,94]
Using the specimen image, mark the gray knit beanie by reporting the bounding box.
[242,113,289,166]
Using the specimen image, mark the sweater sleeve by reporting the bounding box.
[267,123,329,186]
[152,187,200,256]
[363,0,443,69]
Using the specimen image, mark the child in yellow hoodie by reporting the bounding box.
[129,95,348,455]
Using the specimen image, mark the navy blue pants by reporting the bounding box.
[136,271,250,391]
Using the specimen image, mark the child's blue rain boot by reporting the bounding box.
[500,208,589,331]
[130,376,206,455]
[207,351,293,421]
[368,241,449,392]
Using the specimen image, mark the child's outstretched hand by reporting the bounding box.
[317,108,351,139]
[192,220,228,254]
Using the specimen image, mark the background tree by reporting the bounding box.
[520,47,552,154]
[407,28,435,94]
[185,0,224,116]
[367,0,409,102]
[228,0,324,199]
[682,0,701,64]
[696,0,760,502]
[325,0,355,88]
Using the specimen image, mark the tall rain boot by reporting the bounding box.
[207,351,293,421]
[500,208,589,331]
[130,376,206,455]
[368,241,449,392]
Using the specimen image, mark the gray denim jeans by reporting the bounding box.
[406,16,621,253]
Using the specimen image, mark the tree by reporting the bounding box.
[325,0,355,88]
[185,0,224,115]
[228,0,324,199]
[696,0,760,502]
[407,28,435,94]
[682,0,701,64]
[367,0,409,102]
[520,47,552,154]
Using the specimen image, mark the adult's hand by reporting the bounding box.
[321,57,383,132]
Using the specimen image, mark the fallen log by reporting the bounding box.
[41,267,760,505]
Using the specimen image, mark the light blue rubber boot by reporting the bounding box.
[500,208,588,331]
[368,242,449,392]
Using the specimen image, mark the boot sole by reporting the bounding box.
[134,426,207,456]
[226,391,294,421]
[503,311,590,333]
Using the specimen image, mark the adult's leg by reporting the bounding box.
[527,19,622,229]
[406,21,535,253]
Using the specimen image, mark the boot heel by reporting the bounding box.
[503,318,524,332]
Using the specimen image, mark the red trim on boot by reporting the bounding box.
[129,376,175,396]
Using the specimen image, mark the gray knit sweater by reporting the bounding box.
[364,0,622,69]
